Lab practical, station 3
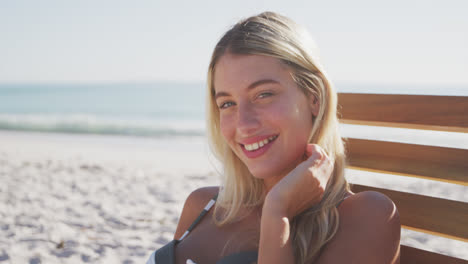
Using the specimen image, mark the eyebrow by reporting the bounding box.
[214,79,279,100]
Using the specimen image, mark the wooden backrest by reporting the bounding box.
[338,93,468,264]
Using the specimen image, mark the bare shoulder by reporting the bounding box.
[173,186,220,240]
[340,191,399,220]
[316,191,401,264]
[184,186,220,207]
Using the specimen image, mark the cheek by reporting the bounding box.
[272,99,310,126]
[219,114,235,144]
[278,100,313,140]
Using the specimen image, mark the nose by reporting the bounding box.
[236,101,261,136]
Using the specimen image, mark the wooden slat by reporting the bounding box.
[338,93,468,132]
[346,138,468,186]
[351,184,468,242]
[401,245,468,264]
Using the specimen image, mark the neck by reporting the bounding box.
[261,152,307,195]
[262,176,282,194]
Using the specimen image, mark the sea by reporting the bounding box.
[0,82,467,138]
[0,82,206,137]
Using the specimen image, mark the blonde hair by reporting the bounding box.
[206,12,350,263]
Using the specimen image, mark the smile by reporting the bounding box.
[243,135,278,151]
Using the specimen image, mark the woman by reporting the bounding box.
[148,12,400,264]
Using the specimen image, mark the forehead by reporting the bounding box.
[213,53,292,92]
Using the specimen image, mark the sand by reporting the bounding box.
[1,131,219,263]
[1,129,467,263]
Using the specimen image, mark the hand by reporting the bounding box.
[264,144,334,219]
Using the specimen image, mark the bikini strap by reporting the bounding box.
[177,193,218,241]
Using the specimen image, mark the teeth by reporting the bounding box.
[244,135,277,152]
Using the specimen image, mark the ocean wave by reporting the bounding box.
[0,114,205,137]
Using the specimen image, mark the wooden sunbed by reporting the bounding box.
[339,93,468,263]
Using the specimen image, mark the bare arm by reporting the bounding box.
[258,144,332,264]
[258,197,295,263]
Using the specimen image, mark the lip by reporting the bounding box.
[239,134,278,159]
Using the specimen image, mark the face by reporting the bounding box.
[213,53,318,184]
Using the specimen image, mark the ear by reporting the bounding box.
[310,96,320,117]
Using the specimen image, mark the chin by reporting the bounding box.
[245,156,302,182]
[249,171,270,180]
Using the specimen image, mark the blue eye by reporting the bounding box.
[219,101,235,109]
[258,92,273,98]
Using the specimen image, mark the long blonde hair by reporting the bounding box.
[206,12,350,263]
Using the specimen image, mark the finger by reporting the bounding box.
[305,143,314,157]
[305,144,320,157]
[305,144,323,164]
[303,143,314,161]
[319,147,334,166]
[312,144,334,165]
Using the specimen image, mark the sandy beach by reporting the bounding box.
[1,129,467,263]
[1,131,219,263]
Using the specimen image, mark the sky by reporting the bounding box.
[0,0,467,86]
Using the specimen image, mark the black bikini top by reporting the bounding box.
[149,193,350,264]
[150,194,258,264]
